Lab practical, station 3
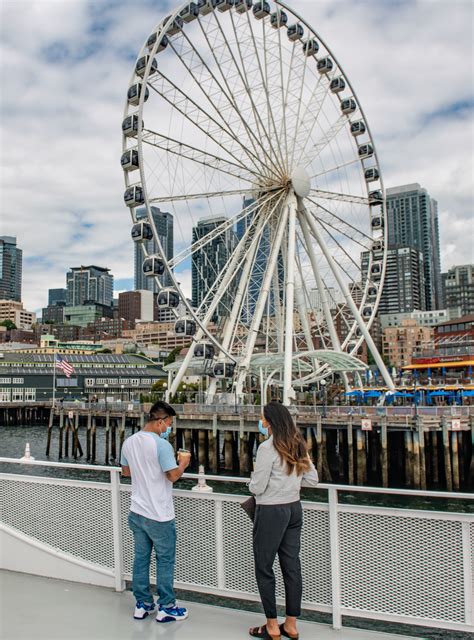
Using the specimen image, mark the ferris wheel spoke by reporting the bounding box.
[309,156,360,180]
[149,187,255,205]
[294,249,318,354]
[227,9,286,174]
[288,37,312,170]
[315,218,362,273]
[236,10,287,175]
[204,11,285,178]
[147,73,266,177]
[309,188,370,205]
[298,115,347,170]
[305,196,373,245]
[297,211,342,352]
[170,28,276,180]
[169,191,279,270]
[142,128,262,183]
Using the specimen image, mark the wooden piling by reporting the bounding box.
[64,417,71,458]
[306,427,313,461]
[380,417,388,488]
[347,416,354,485]
[315,415,323,480]
[86,412,92,462]
[111,419,117,462]
[184,429,193,457]
[442,417,453,491]
[119,414,126,462]
[46,409,54,457]
[208,416,218,473]
[58,411,64,460]
[431,430,440,485]
[412,430,421,489]
[91,417,97,464]
[224,431,233,470]
[355,428,366,485]
[404,430,413,488]
[417,418,426,490]
[322,430,332,482]
[198,429,206,467]
[451,431,460,491]
[105,413,110,465]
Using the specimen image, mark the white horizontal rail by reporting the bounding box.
[0,456,472,500]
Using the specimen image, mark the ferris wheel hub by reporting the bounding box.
[291,166,311,198]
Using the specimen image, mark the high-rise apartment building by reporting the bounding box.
[0,236,22,302]
[362,246,426,315]
[134,207,173,292]
[48,288,67,306]
[66,266,113,307]
[192,216,236,321]
[442,264,474,319]
[386,183,442,310]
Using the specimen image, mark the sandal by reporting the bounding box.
[279,623,299,639]
[249,625,281,639]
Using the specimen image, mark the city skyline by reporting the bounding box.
[0,0,473,312]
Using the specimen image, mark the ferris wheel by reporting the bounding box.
[121,0,395,404]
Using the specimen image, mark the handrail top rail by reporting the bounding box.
[0,456,472,500]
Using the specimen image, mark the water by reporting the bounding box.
[1,424,472,513]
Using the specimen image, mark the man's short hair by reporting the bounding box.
[148,400,177,422]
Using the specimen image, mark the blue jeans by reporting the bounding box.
[128,511,177,606]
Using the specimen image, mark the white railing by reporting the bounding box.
[0,457,472,633]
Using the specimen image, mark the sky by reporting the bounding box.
[0,0,473,313]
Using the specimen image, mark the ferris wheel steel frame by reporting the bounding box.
[122,0,395,406]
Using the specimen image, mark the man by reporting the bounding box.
[121,400,191,622]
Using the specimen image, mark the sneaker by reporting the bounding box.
[156,603,188,623]
[133,601,155,619]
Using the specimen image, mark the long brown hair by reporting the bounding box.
[263,402,310,476]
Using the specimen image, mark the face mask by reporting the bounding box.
[258,419,269,438]
[159,425,172,440]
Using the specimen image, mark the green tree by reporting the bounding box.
[0,320,16,330]
[164,345,188,367]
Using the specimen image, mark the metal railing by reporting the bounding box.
[0,456,472,633]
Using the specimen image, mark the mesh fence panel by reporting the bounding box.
[339,510,466,622]
[1,477,114,569]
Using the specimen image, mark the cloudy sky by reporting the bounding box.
[0,0,473,313]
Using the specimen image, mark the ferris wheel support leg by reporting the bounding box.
[298,210,342,352]
[283,192,298,406]
[235,198,291,397]
[301,203,395,392]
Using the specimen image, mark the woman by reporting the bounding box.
[248,402,319,640]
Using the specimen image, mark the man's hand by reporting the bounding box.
[166,451,191,483]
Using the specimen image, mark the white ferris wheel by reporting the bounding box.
[121,0,395,405]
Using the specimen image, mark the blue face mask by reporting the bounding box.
[258,419,269,437]
[159,426,172,440]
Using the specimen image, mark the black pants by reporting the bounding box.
[253,501,303,619]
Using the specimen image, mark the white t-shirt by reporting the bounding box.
[120,431,178,522]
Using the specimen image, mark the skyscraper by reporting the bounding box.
[134,206,173,292]
[442,264,474,318]
[0,236,22,301]
[48,288,67,306]
[66,266,113,307]
[386,184,442,310]
[362,246,426,314]
[192,216,236,321]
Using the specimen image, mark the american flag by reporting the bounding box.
[55,354,74,378]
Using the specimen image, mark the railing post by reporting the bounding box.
[462,521,473,626]
[328,487,342,629]
[110,469,125,592]
[215,499,225,590]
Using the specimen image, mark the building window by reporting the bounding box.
[24,388,36,402]
[0,388,11,402]
[85,379,95,387]
[13,378,24,384]
[11,388,24,402]
[0,378,11,384]
[131,379,140,387]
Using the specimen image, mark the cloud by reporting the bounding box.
[0,0,473,315]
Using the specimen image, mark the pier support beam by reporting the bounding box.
[442,417,453,492]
